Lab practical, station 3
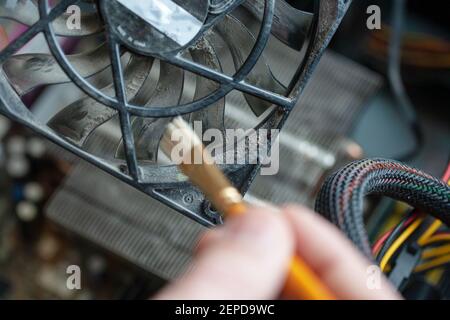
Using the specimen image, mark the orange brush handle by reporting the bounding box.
[284,256,336,300]
[227,203,336,300]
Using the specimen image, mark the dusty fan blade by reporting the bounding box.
[117,37,225,163]
[116,61,185,162]
[0,0,103,36]
[48,55,155,146]
[217,15,286,116]
[242,0,313,50]
[189,37,225,134]
[3,43,115,95]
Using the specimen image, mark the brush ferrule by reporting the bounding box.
[212,186,243,214]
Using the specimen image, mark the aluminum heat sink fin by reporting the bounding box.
[217,15,286,116]
[48,55,155,146]
[116,61,185,162]
[0,0,103,37]
[3,43,113,95]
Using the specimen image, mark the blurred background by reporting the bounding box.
[0,0,449,299]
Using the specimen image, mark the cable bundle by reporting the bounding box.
[315,159,450,258]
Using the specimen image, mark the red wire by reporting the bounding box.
[372,215,417,255]
[371,161,450,255]
[443,162,450,182]
[372,229,393,255]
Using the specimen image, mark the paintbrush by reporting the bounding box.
[160,117,336,300]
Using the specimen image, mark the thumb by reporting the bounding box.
[155,207,294,300]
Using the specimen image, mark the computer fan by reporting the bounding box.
[0,0,350,226]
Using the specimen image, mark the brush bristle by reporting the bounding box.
[161,117,241,215]
[160,117,202,161]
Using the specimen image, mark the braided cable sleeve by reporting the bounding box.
[315,159,450,258]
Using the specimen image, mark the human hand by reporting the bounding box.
[155,205,401,300]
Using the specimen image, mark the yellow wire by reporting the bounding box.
[418,220,443,246]
[380,176,449,273]
[415,254,450,273]
[380,218,424,271]
[422,244,450,260]
[422,234,450,246]
[425,268,446,286]
[417,179,449,246]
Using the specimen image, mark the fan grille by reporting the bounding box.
[0,0,350,225]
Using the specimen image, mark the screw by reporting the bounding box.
[183,193,194,204]
[203,201,223,224]
[119,165,128,174]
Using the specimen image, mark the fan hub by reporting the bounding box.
[102,0,210,55]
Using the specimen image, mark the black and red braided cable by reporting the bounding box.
[315,159,450,258]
